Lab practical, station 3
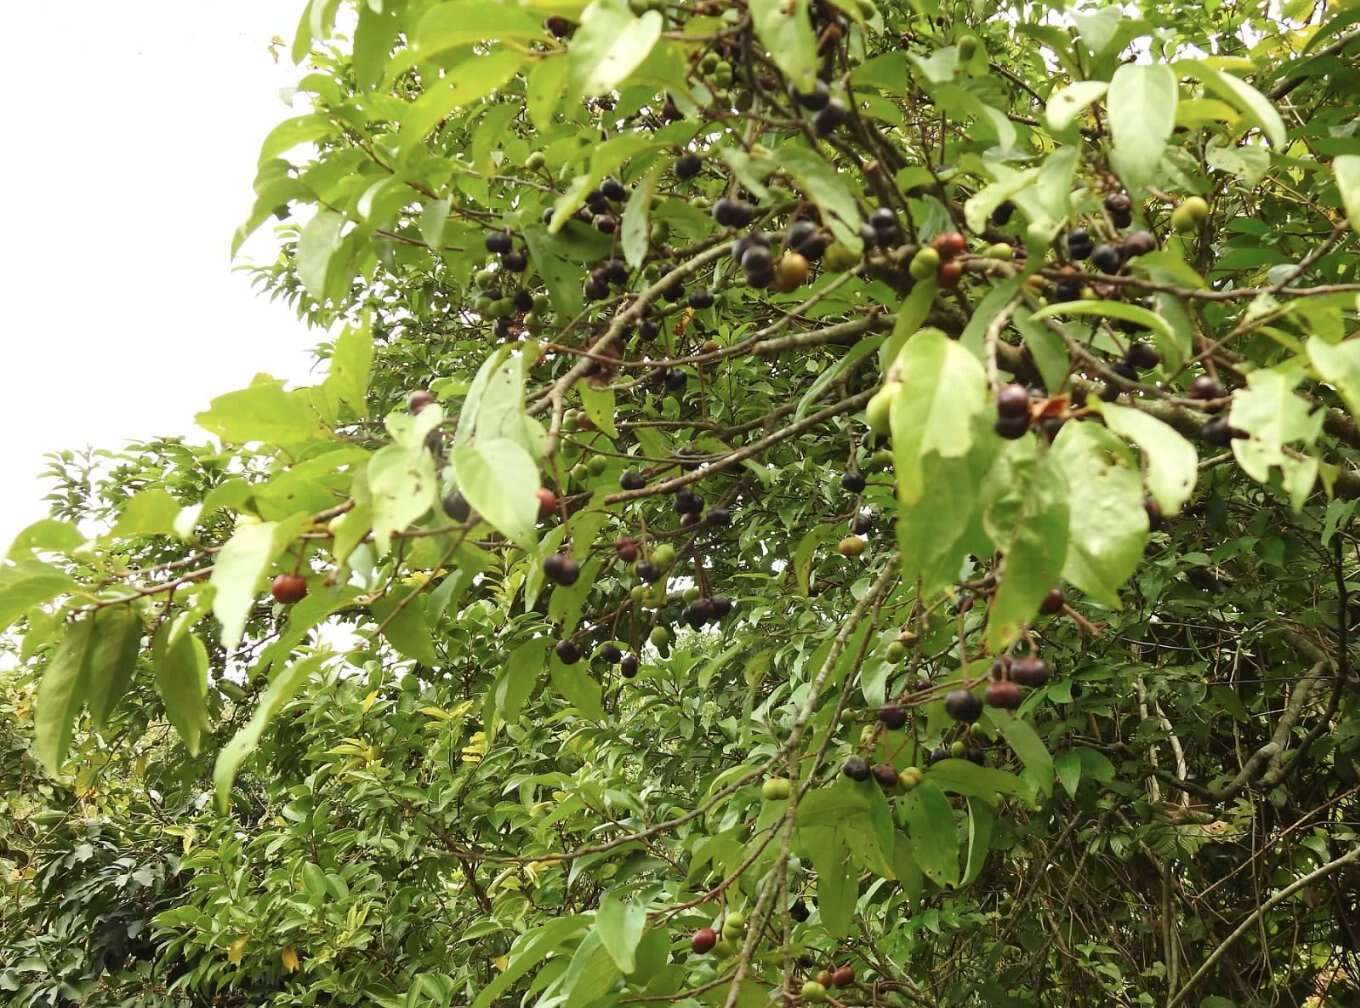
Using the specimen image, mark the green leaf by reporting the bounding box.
[1106,63,1176,191]
[211,517,304,651]
[86,607,143,731]
[897,427,997,596]
[1098,401,1198,515]
[1336,155,1360,232]
[776,141,865,250]
[962,798,994,885]
[324,316,374,419]
[0,559,76,634]
[398,50,526,157]
[371,586,438,665]
[152,621,210,757]
[890,328,988,506]
[621,164,660,270]
[1048,422,1147,608]
[1045,80,1108,133]
[1028,300,1173,343]
[258,114,336,164]
[1054,750,1082,799]
[471,917,590,1008]
[527,56,569,132]
[7,520,85,558]
[1229,366,1324,509]
[1177,60,1286,148]
[749,0,818,90]
[110,490,181,540]
[986,449,1069,650]
[595,894,647,973]
[413,2,547,57]
[353,2,400,90]
[799,826,855,936]
[578,381,619,438]
[984,708,1054,798]
[963,168,1039,235]
[567,0,663,98]
[498,639,548,722]
[369,414,441,555]
[297,209,347,302]
[215,652,328,811]
[34,615,98,774]
[879,280,938,369]
[926,758,1033,803]
[196,378,329,445]
[559,929,621,1008]
[450,438,541,551]
[1308,335,1360,421]
[899,778,959,887]
[550,658,606,721]
[522,225,586,318]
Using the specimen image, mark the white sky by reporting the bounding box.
[0,2,320,544]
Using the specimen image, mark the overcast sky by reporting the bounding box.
[0,2,320,544]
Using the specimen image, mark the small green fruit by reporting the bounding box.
[713,938,736,957]
[909,246,941,280]
[762,777,792,801]
[823,242,860,272]
[1172,196,1210,233]
[683,585,701,602]
[474,268,498,287]
[885,641,908,663]
[533,293,551,313]
[838,536,867,558]
[866,381,901,436]
[957,34,978,61]
[650,625,671,648]
[526,151,547,170]
[900,766,923,790]
[587,455,608,476]
[570,462,589,483]
[651,543,677,568]
[949,739,966,758]
[984,242,1013,260]
[802,981,828,1003]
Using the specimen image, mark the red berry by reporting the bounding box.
[691,927,717,954]
[933,232,967,260]
[407,389,436,414]
[1039,588,1065,615]
[615,537,639,563]
[985,680,1023,710]
[937,260,964,289]
[537,488,559,520]
[271,573,308,605]
[831,966,855,988]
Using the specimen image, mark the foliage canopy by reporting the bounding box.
[4,0,1360,1006]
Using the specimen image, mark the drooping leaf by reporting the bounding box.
[898,778,959,887]
[34,614,98,774]
[1107,63,1176,191]
[1098,401,1198,515]
[450,438,541,551]
[595,894,647,974]
[0,559,76,634]
[152,620,211,757]
[749,0,818,91]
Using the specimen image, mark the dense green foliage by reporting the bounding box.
[4,0,1360,1005]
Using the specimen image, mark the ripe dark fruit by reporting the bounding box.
[502,250,528,272]
[546,16,572,37]
[933,232,967,260]
[271,573,307,604]
[1040,587,1065,615]
[601,177,626,201]
[944,688,983,723]
[636,561,662,583]
[995,413,1029,440]
[691,927,718,955]
[1126,341,1161,370]
[878,704,907,730]
[996,383,1030,419]
[1105,192,1131,214]
[486,231,513,254]
[675,153,702,179]
[790,899,810,922]
[1120,230,1157,258]
[1202,415,1244,447]
[443,491,471,522]
[841,471,866,493]
[605,259,629,285]
[869,207,898,233]
[689,288,715,309]
[600,643,622,664]
[584,276,609,300]
[872,763,900,789]
[852,509,873,535]
[985,680,1023,710]
[938,260,964,289]
[620,653,639,678]
[543,552,580,586]
[407,389,436,414]
[991,200,1015,225]
[1053,278,1083,302]
[536,487,559,520]
[965,746,987,766]
[842,756,871,781]
[831,967,855,989]
[927,746,950,765]
[742,244,774,274]
[615,537,638,563]
[620,470,646,491]
[812,99,847,135]
[1066,229,1094,260]
[794,78,830,110]
[1009,656,1050,687]
[1090,243,1122,274]
[710,596,733,619]
[555,639,581,664]
[1189,374,1226,401]
[674,489,703,514]
[713,198,754,228]
[593,214,617,234]
[707,506,731,526]
[787,219,818,250]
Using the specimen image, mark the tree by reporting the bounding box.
[3,0,1360,1005]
